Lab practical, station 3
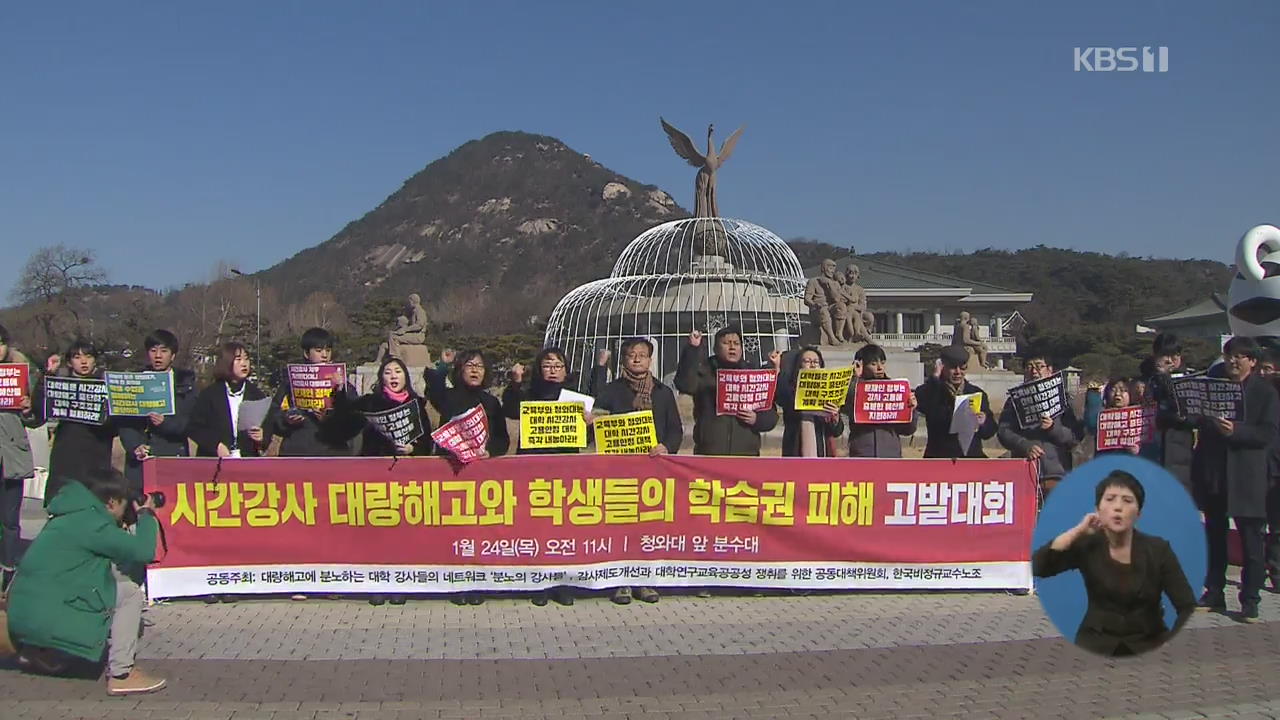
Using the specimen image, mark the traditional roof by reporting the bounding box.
[800,256,1022,295]
[1142,294,1228,324]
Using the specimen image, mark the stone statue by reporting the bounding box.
[375,293,431,366]
[804,259,849,345]
[951,311,989,369]
[839,264,875,344]
[660,117,744,219]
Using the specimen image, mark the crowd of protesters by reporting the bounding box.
[0,320,1276,693]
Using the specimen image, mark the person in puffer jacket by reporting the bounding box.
[674,327,778,456]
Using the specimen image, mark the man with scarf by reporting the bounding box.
[915,345,997,458]
[593,337,683,605]
[675,327,778,456]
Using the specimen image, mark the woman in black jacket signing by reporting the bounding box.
[186,342,269,458]
[1033,471,1196,657]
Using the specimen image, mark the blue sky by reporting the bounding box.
[2,2,1276,301]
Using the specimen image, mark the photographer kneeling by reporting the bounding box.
[7,468,166,696]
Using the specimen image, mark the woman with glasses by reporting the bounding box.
[423,349,510,607]
[772,346,844,457]
[501,346,582,607]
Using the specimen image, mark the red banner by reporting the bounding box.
[1096,405,1156,452]
[143,456,1037,597]
[853,379,913,424]
[431,405,488,463]
[0,363,30,411]
[715,369,777,415]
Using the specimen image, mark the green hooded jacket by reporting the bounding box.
[7,481,158,661]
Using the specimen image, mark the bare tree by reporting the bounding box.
[11,245,107,348]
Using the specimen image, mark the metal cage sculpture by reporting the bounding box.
[545,217,807,390]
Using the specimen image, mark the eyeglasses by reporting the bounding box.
[462,362,485,370]
[540,363,566,370]
[1025,362,1049,371]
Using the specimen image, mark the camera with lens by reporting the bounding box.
[136,491,166,510]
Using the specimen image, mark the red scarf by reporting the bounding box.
[384,387,411,404]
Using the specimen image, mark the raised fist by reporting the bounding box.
[596,349,612,366]
[509,363,525,384]
[441,348,457,364]
[45,354,61,374]
[767,351,782,369]
[688,330,703,347]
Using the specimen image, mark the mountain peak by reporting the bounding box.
[260,131,687,331]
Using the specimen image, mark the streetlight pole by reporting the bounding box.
[230,269,261,373]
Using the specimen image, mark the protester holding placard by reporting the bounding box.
[502,347,586,457]
[187,342,270,459]
[914,345,996,459]
[1193,336,1278,623]
[1093,379,1143,457]
[31,339,117,507]
[1145,333,1194,492]
[592,338,682,606]
[348,357,433,607]
[675,327,778,457]
[844,344,917,458]
[354,357,433,459]
[116,330,197,493]
[424,349,507,607]
[498,346,584,607]
[0,324,40,593]
[269,328,361,457]
[424,349,509,464]
[772,347,843,458]
[997,354,1082,498]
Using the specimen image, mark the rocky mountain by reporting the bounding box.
[256,131,688,331]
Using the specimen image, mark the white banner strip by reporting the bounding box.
[148,559,1032,598]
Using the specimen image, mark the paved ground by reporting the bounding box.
[8,501,1280,719]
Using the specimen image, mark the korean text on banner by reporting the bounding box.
[43,376,108,426]
[794,367,855,411]
[1005,373,1067,430]
[142,455,1038,598]
[593,410,658,454]
[0,363,30,411]
[520,400,587,449]
[105,370,176,416]
[852,379,913,424]
[432,405,489,463]
[286,363,346,414]
[1096,405,1156,452]
[716,369,777,415]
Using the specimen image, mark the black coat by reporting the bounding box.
[186,380,270,457]
[1148,372,1194,494]
[1191,372,1279,518]
[674,343,778,456]
[118,368,198,488]
[268,371,362,457]
[423,368,510,458]
[844,377,917,458]
[1033,530,1196,657]
[593,375,684,454]
[31,371,117,504]
[775,352,844,458]
[350,391,434,457]
[996,399,1083,480]
[914,377,997,459]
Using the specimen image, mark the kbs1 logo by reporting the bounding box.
[1074,46,1169,73]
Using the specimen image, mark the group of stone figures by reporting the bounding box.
[803,258,992,369]
[802,259,877,346]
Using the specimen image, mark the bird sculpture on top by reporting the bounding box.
[659,117,745,218]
